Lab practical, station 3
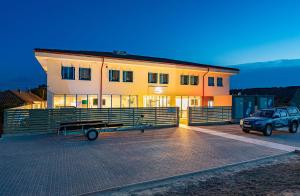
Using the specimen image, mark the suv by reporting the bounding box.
[240,106,300,136]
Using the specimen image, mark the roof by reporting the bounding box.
[0,90,44,109]
[34,48,239,72]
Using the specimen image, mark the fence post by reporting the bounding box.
[132,108,135,126]
[221,107,224,121]
[206,107,209,123]
[155,107,157,125]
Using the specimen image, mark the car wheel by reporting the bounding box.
[263,124,273,136]
[86,129,98,141]
[242,129,250,133]
[289,122,298,133]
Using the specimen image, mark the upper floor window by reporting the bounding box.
[61,66,75,80]
[123,71,133,82]
[79,68,91,80]
[159,73,169,84]
[217,77,223,87]
[109,70,120,82]
[148,72,158,83]
[180,75,189,85]
[208,77,214,86]
[190,76,199,85]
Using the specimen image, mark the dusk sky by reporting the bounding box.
[1,0,300,89]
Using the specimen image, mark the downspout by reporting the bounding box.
[99,57,105,108]
[202,68,210,106]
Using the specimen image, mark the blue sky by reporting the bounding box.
[1,0,300,89]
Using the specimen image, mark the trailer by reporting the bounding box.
[57,115,152,141]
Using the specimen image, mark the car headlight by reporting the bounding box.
[240,119,244,125]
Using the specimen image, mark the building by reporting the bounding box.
[0,90,46,109]
[35,48,239,117]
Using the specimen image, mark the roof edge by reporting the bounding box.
[34,48,240,72]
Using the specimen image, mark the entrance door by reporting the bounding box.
[175,96,189,118]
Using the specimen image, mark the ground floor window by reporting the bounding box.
[176,96,201,118]
[53,94,98,108]
[102,95,138,108]
[143,95,170,107]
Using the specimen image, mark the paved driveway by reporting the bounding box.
[200,124,300,148]
[0,127,284,196]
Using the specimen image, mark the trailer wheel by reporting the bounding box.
[86,129,98,141]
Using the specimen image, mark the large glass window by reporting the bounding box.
[123,71,133,82]
[79,68,91,80]
[65,95,76,107]
[61,66,75,80]
[190,76,199,85]
[189,96,201,106]
[180,75,189,85]
[208,77,215,86]
[217,77,223,87]
[112,95,121,107]
[109,70,120,82]
[129,96,138,107]
[77,95,88,108]
[53,95,65,108]
[88,95,98,108]
[159,73,169,84]
[148,72,158,83]
[102,95,111,108]
[121,95,130,107]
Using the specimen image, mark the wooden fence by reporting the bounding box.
[188,106,232,126]
[3,107,179,134]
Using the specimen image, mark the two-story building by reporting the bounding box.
[35,48,239,117]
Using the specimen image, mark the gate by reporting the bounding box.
[188,106,232,126]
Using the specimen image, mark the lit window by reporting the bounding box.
[148,72,158,83]
[88,95,98,108]
[123,71,133,82]
[61,66,75,80]
[65,95,76,107]
[208,77,214,86]
[180,75,189,85]
[53,95,65,108]
[79,68,91,80]
[159,73,169,84]
[217,77,223,87]
[190,76,199,85]
[77,95,88,108]
[109,70,120,82]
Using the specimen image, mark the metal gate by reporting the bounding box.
[188,106,232,126]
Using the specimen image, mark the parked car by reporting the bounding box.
[240,106,300,136]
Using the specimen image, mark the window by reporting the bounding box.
[217,77,223,87]
[190,76,199,85]
[53,95,65,108]
[61,66,75,80]
[109,70,120,82]
[208,77,214,86]
[88,95,98,108]
[279,109,288,117]
[180,75,189,85]
[77,95,88,108]
[79,68,91,80]
[148,72,158,83]
[123,71,133,82]
[159,73,169,84]
[65,95,76,107]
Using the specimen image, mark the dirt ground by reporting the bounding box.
[127,153,300,196]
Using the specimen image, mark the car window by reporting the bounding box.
[287,107,299,116]
[253,110,274,118]
[279,109,288,117]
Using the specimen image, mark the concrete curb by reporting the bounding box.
[81,151,297,196]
